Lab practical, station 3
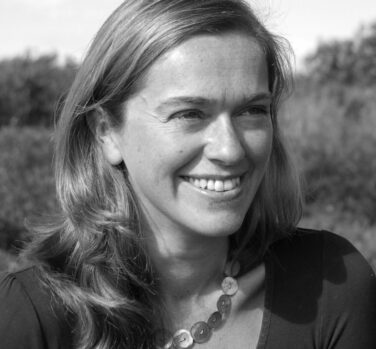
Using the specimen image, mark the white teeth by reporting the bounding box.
[185,176,241,192]
[207,179,215,191]
[199,179,207,189]
[214,180,224,192]
[224,179,233,191]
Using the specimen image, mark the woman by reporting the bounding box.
[1,1,375,348]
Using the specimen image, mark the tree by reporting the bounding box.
[304,21,376,86]
[0,53,77,127]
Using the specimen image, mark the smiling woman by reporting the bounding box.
[105,33,273,240]
[0,1,375,349]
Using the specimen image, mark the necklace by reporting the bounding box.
[154,261,240,349]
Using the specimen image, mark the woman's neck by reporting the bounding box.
[144,227,229,301]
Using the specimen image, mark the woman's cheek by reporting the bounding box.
[244,127,273,164]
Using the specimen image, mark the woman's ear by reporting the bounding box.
[86,109,123,165]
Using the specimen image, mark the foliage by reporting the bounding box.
[305,22,376,86]
[0,127,57,252]
[0,53,77,127]
[279,80,376,271]
[281,82,376,223]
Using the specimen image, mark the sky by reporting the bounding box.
[0,0,375,69]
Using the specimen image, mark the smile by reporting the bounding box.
[183,176,241,192]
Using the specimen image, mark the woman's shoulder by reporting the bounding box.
[0,266,46,348]
[268,227,375,290]
[0,266,73,349]
[271,227,354,249]
[270,228,370,265]
[0,265,51,311]
[0,266,42,312]
[0,265,44,296]
[266,228,376,348]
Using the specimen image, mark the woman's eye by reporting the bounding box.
[239,105,270,117]
[170,109,205,120]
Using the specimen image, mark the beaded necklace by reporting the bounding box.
[154,261,240,349]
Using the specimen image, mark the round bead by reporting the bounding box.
[221,276,238,296]
[190,321,211,343]
[172,329,194,348]
[154,329,173,349]
[207,311,222,329]
[217,294,231,314]
[224,261,240,277]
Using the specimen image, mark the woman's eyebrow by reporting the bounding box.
[155,96,212,113]
[155,92,272,113]
[242,92,272,103]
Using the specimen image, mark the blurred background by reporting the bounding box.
[0,0,375,271]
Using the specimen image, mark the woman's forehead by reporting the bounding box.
[134,32,269,108]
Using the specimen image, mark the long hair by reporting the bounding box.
[23,1,302,348]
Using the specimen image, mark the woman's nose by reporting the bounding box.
[204,115,246,165]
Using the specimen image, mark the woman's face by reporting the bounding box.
[108,32,273,238]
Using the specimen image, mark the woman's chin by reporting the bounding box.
[184,215,245,238]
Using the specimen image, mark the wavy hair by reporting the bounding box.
[24,1,302,348]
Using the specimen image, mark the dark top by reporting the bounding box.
[0,229,375,349]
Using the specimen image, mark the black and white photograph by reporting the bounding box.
[0,1,375,348]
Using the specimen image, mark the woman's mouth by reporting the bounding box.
[182,176,241,192]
